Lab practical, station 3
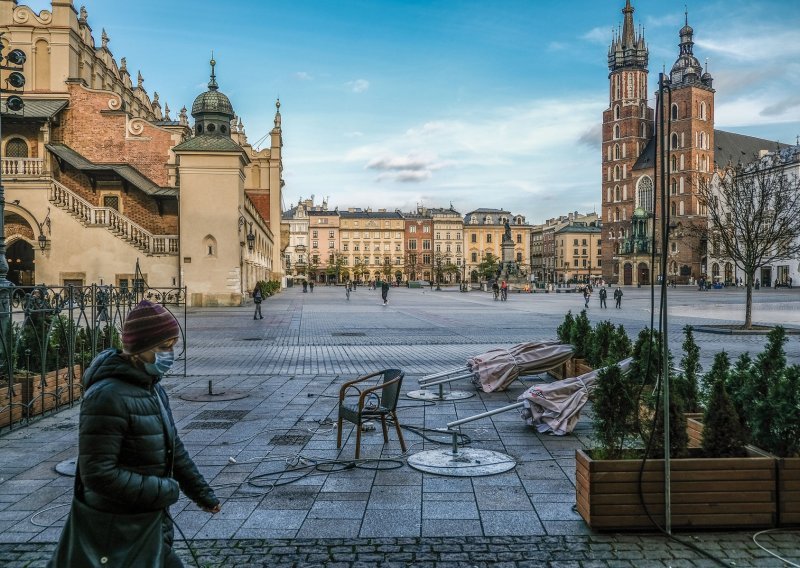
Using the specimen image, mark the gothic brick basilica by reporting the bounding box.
[600,1,785,286]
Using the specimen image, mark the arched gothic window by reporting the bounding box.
[671,104,678,120]
[204,235,218,257]
[614,185,621,201]
[671,133,679,149]
[614,144,620,160]
[614,105,620,120]
[699,101,707,120]
[613,124,620,139]
[636,176,654,213]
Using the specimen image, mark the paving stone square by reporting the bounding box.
[1,285,799,565]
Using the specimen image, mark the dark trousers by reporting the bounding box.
[253,303,263,319]
[382,290,388,303]
[615,298,621,308]
[600,297,607,308]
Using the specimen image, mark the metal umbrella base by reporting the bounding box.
[406,388,474,401]
[407,447,516,477]
[179,380,249,402]
[55,457,77,477]
[406,402,524,477]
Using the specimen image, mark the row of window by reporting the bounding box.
[467,215,525,225]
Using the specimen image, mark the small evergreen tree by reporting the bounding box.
[605,324,632,366]
[702,352,747,458]
[647,390,689,459]
[767,364,800,458]
[675,325,702,413]
[748,326,787,450]
[724,352,753,433]
[587,320,615,368]
[591,363,638,459]
[570,310,592,359]
[556,310,574,343]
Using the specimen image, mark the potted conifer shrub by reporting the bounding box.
[576,330,777,530]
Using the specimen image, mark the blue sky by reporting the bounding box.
[26,0,800,223]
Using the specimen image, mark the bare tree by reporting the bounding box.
[699,151,800,328]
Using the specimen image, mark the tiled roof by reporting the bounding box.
[713,130,789,166]
[555,223,601,234]
[172,134,243,152]
[339,211,403,219]
[46,143,178,198]
[1,98,68,119]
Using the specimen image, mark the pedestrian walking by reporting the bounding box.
[253,284,264,319]
[381,280,390,305]
[500,280,508,301]
[614,286,623,308]
[346,280,351,300]
[309,280,314,293]
[599,287,607,309]
[583,286,591,308]
[49,300,220,567]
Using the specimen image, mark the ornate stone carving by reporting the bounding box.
[108,95,123,110]
[101,29,109,49]
[13,6,53,25]
[79,6,88,23]
[137,71,144,89]
[127,117,147,137]
[120,57,127,73]
[179,106,188,125]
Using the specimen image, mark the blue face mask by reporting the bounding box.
[143,350,175,376]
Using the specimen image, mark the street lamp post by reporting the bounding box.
[1,42,27,363]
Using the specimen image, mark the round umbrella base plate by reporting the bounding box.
[180,391,249,402]
[406,448,516,477]
[55,457,77,477]
[406,390,475,401]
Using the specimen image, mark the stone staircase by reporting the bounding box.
[49,180,178,256]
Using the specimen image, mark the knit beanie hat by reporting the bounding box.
[122,300,180,354]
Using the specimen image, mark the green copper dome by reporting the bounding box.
[191,57,234,120]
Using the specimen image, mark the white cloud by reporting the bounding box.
[293,71,313,81]
[347,79,370,93]
[697,29,800,62]
[582,27,610,44]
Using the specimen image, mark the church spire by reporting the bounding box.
[208,52,218,91]
[608,1,648,72]
[621,0,635,49]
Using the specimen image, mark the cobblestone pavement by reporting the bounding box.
[1,285,799,566]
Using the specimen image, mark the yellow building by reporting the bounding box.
[463,208,530,281]
[554,220,602,284]
[339,209,405,283]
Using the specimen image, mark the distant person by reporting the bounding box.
[253,285,263,320]
[614,286,623,308]
[381,280,390,305]
[583,286,591,308]
[500,280,508,301]
[309,280,314,293]
[598,287,607,309]
[492,281,500,301]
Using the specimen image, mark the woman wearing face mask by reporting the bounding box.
[50,300,220,568]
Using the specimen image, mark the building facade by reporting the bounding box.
[1,0,283,305]
[600,1,780,286]
[339,210,405,283]
[554,221,602,284]
[463,208,530,282]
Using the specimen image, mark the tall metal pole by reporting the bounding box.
[657,72,673,534]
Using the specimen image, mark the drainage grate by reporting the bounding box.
[269,434,313,446]
[186,421,234,430]
[194,410,249,421]
[332,332,366,337]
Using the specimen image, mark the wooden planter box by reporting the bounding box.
[548,357,592,380]
[778,457,800,527]
[576,446,776,530]
[0,365,82,427]
[685,413,704,449]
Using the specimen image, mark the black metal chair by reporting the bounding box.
[336,369,407,458]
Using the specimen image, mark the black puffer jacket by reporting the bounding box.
[79,349,218,520]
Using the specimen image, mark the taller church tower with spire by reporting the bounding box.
[600,0,653,285]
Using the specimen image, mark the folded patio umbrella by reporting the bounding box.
[518,357,633,436]
[467,341,575,393]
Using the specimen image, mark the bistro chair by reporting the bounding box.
[336,369,407,459]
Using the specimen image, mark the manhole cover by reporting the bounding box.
[332,332,366,337]
[186,421,234,430]
[270,434,312,445]
[194,410,249,421]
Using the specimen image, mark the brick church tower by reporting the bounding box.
[600,0,653,284]
[658,13,715,281]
